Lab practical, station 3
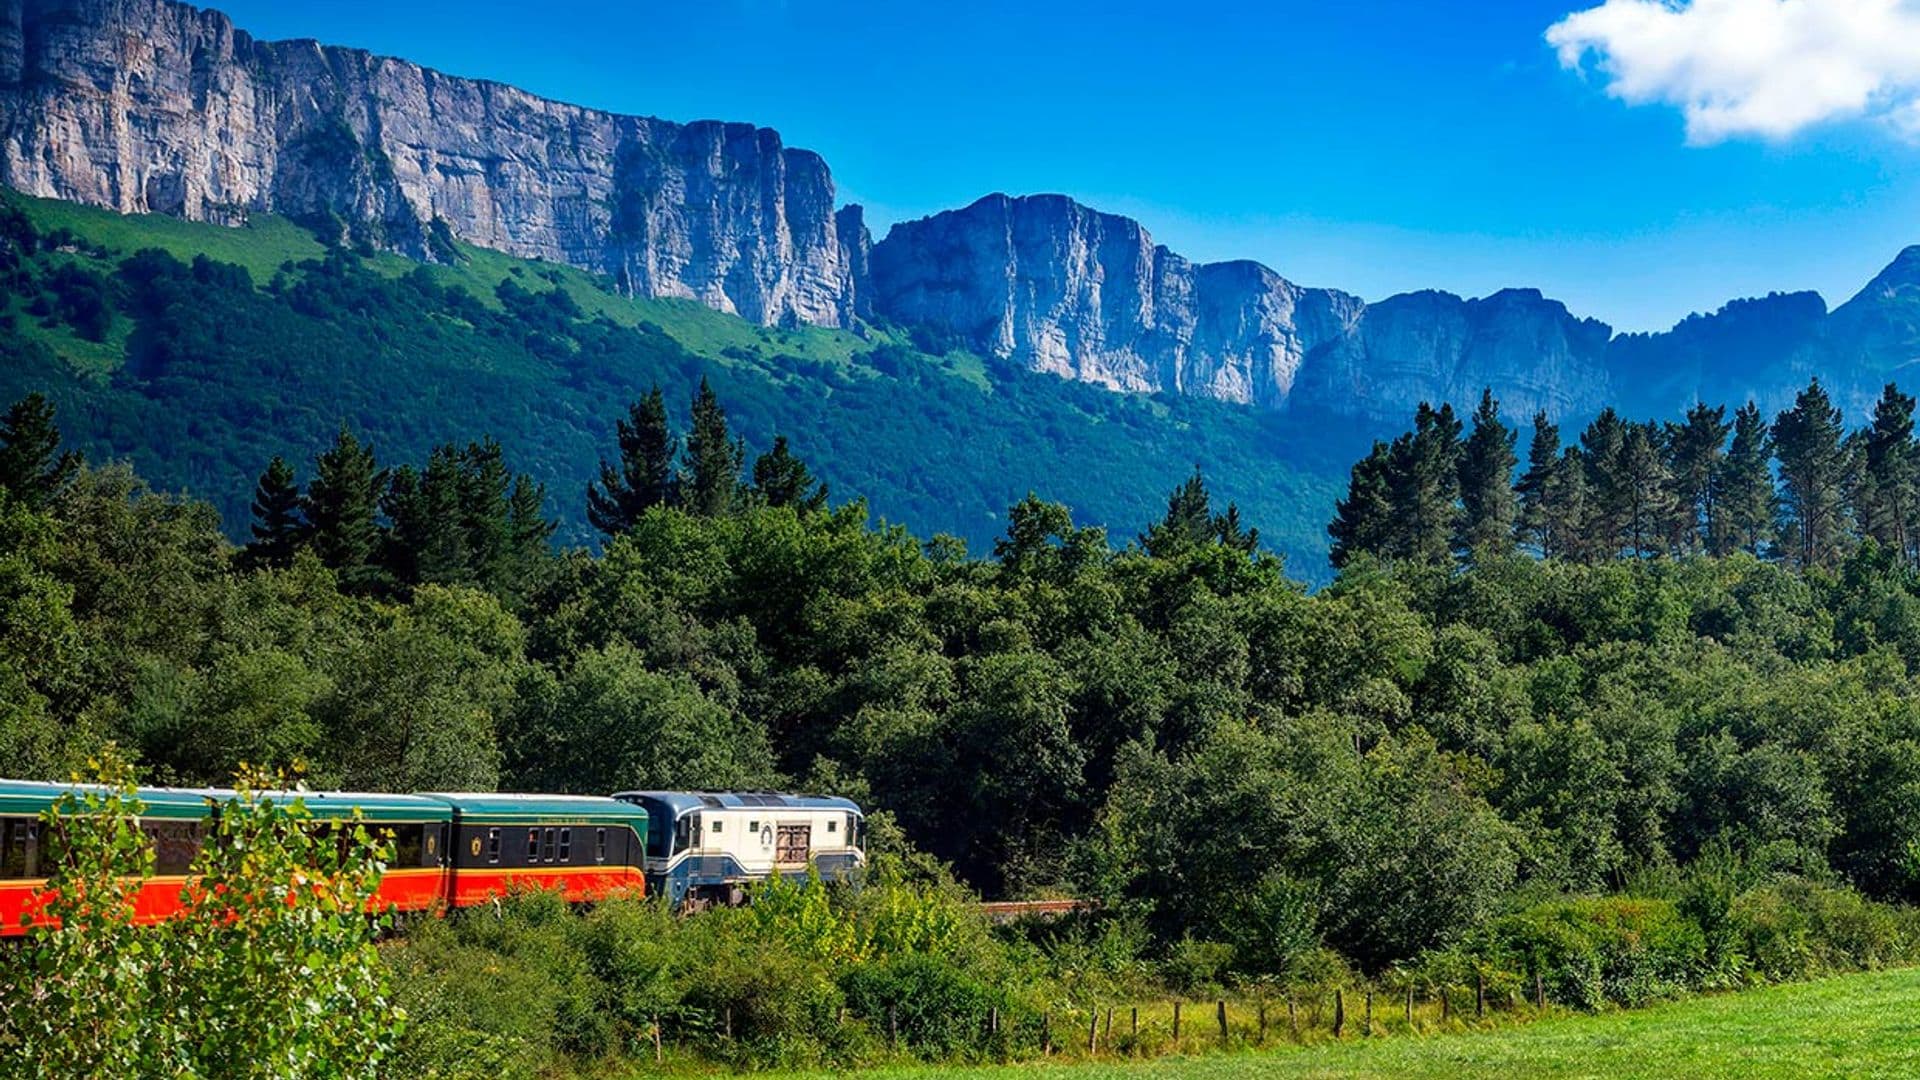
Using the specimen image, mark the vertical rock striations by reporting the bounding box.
[0,0,861,326]
[867,194,1366,410]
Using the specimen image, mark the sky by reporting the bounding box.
[207,0,1920,333]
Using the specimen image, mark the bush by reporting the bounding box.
[841,954,1017,1058]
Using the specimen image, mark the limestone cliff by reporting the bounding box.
[0,0,861,326]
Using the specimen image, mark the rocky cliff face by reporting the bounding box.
[870,195,1615,419]
[9,0,1920,427]
[0,0,861,326]
[868,194,1366,410]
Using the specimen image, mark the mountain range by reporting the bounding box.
[4,0,1920,574]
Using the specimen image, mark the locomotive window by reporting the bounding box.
[526,829,540,863]
[486,828,501,865]
[558,828,571,863]
[673,815,691,854]
[595,828,607,864]
[711,819,723,834]
[826,819,837,834]
[747,820,758,832]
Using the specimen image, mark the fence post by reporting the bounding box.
[1217,999,1229,1043]
[724,1005,733,1040]
[1287,995,1299,1041]
[1088,1008,1098,1054]
[1475,971,1485,1019]
[652,1015,663,1064]
[1173,1000,1182,1043]
[887,1003,897,1050]
[1334,989,1345,1038]
[990,1005,999,1037]
[1535,969,1546,1009]
[1042,1011,1052,1056]
[1364,992,1373,1037]
[1105,1006,1113,1041]
[1131,1006,1139,1036]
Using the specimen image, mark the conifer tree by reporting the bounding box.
[459,438,513,588]
[1619,421,1675,558]
[1145,469,1218,556]
[1773,379,1850,569]
[1665,402,1731,554]
[1330,441,1394,568]
[587,386,678,536]
[304,425,383,588]
[0,392,79,510]
[1580,409,1631,558]
[681,377,744,518]
[1516,411,1559,554]
[245,455,305,568]
[1854,383,1917,565]
[750,435,828,513]
[1719,402,1776,557]
[1543,446,1593,562]
[1455,389,1517,559]
[504,474,557,597]
[1390,403,1462,564]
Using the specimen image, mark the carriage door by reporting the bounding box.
[775,824,811,865]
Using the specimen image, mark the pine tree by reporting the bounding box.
[1719,402,1776,557]
[586,386,678,536]
[1665,402,1731,554]
[245,455,306,568]
[1854,383,1917,565]
[1516,411,1559,555]
[1455,389,1517,559]
[1144,469,1216,557]
[459,438,513,589]
[305,425,384,588]
[1543,446,1593,562]
[1330,441,1394,568]
[1773,379,1850,569]
[1580,409,1631,558]
[1390,403,1462,564]
[1619,422,1675,558]
[1215,501,1259,554]
[681,377,744,518]
[750,435,828,513]
[504,474,557,598]
[0,392,79,510]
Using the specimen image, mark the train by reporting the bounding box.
[0,778,866,936]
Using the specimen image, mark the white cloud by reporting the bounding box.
[1547,0,1920,143]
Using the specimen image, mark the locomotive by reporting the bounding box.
[0,778,865,935]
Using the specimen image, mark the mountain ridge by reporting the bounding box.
[7,0,1920,434]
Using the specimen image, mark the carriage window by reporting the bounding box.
[558,828,572,863]
[385,824,424,868]
[143,821,202,875]
[542,828,557,863]
[527,829,540,863]
[486,828,501,865]
[2,821,36,879]
[594,828,607,864]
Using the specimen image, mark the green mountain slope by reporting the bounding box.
[0,192,1363,576]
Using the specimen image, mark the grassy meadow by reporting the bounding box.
[775,967,1920,1080]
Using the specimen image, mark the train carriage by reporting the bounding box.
[614,791,865,908]
[420,792,649,905]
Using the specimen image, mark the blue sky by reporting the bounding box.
[210,0,1920,333]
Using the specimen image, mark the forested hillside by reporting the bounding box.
[0,192,1361,575]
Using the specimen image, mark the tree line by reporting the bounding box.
[1331,380,1911,571]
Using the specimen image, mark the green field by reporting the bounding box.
[794,968,1920,1080]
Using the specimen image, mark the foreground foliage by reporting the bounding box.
[0,760,402,1077]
